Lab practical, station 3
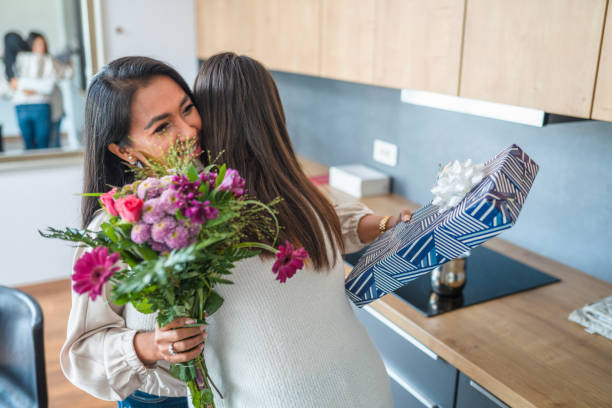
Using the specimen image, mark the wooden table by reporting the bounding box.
[299,156,612,408]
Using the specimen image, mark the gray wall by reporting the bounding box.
[271,71,611,284]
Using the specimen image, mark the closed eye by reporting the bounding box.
[154,122,169,134]
[183,103,194,115]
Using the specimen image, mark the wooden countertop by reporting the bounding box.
[299,156,612,408]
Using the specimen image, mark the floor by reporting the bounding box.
[18,279,115,408]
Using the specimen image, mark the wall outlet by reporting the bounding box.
[373,139,398,167]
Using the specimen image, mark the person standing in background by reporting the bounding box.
[5,31,54,150]
[27,32,73,148]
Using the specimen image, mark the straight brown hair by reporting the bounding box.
[193,52,344,270]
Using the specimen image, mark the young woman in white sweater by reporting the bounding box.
[61,55,410,407]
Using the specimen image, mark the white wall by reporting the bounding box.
[0,156,83,286]
[99,0,198,84]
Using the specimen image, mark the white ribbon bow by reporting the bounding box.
[431,159,484,214]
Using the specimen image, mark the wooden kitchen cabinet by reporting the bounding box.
[320,0,377,84]
[196,0,257,58]
[197,0,320,76]
[592,2,612,121]
[373,0,465,95]
[459,0,607,118]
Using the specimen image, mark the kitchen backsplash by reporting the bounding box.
[271,70,612,284]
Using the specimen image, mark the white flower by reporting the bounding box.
[431,159,484,213]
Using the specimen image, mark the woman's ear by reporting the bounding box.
[108,143,136,164]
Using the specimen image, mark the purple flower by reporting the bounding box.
[272,241,308,283]
[137,177,163,199]
[199,171,217,189]
[195,367,206,390]
[159,189,181,214]
[131,222,151,244]
[171,174,201,196]
[218,168,247,197]
[178,218,201,238]
[141,198,164,224]
[149,239,171,254]
[151,216,177,243]
[165,225,192,249]
[72,247,120,300]
[184,200,218,224]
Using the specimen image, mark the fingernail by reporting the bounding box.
[200,325,206,331]
[186,319,195,325]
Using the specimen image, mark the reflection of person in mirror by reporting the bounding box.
[3,31,72,149]
[27,32,73,148]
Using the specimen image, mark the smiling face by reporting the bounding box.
[108,75,202,165]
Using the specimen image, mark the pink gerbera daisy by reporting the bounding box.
[272,241,308,283]
[72,246,121,301]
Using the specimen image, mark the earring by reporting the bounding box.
[128,155,136,164]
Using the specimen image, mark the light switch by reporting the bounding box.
[373,139,398,167]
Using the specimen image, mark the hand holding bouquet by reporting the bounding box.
[42,145,308,407]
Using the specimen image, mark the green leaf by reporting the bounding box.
[204,290,224,315]
[216,164,227,187]
[132,297,154,314]
[202,388,214,404]
[101,223,119,243]
[170,362,197,381]
[186,164,199,182]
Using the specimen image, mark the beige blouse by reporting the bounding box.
[60,201,393,407]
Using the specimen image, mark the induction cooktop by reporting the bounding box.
[345,245,560,317]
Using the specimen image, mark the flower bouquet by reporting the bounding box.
[41,143,308,407]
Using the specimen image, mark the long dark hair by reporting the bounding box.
[193,52,344,270]
[3,32,29,79]
[82,56,195,228]
[26,31,48,54]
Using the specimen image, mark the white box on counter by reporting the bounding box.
[329,164,390,198]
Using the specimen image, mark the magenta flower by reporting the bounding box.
[199,171,217,189]
[131,222,151,244]
[141,197,164,224]
[272,241,308,283]
[184,200,219,224]
[151,216,177,242]
[72,246,120,300]
[218,168,247,197]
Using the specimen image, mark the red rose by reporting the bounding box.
[100,187,118,216]
[115,195,143,223]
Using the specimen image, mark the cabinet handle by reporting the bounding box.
[386,365,438,408]
[363,305,439,361]
[469,380,510,408]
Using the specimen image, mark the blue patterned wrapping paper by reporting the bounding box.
[345,144,539,307]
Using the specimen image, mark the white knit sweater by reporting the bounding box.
[60,202,393,408]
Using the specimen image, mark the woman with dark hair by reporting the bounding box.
[192,52,409,407]
[26,31,73,148]
[5,30,56,149]
[61,56,206,408]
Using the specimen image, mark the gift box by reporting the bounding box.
[345,144,539,307]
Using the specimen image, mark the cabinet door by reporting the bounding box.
[592,3,612,120]
[456,372,509,408]
[373,0,465,95]
[320,0,377,84]
[459,0,607,118]
[197,0,320,76]
[252,0,321,76]
[196,0,257,58]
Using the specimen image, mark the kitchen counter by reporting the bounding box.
[299,156,612,408]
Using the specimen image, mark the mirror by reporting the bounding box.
[0,0,87,158]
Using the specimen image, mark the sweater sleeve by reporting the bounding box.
[334,201,374,254]
[59,215,153,401]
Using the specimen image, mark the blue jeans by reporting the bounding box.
[49,118,62,148]
[15,103,51,149]
[117,391,188,408]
